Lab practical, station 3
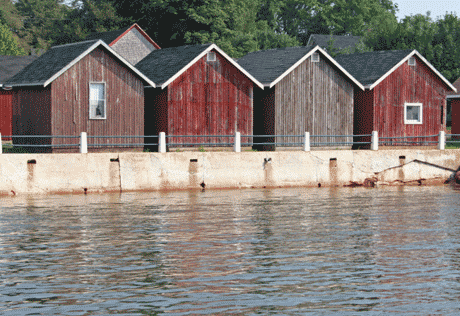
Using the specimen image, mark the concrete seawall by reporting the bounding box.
[0,149,459,195]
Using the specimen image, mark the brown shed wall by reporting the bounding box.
[372,55,447,144]
[12,88,52,150]
[50,47,145,151]
[451,99,460,136]
[274,54,354,146]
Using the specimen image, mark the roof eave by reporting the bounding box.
[269,46,365,90]
[42,40,156,88]
[160,44,265,90]
[368,50,457,92]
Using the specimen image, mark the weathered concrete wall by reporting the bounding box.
[0,149,459,195]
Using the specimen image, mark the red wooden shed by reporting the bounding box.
[135,43,263,149]
[0,55,37,141]
[4,40,155,152]
[446,77,460,136]
[336,50,457,147]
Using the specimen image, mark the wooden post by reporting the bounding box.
[159,132,166,153]
[438,131,445,150]
[371,131,378,151]
[234,131,241,152]
[303,132,310,151]
[80,132,87,153]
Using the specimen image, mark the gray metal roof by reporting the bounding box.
[5,40,99,86]
[135,43,212,86]
[307,34,362,51]
[0,55,38,84]
[335,50,413,86]
[84,26,131,45]
[236,46,316,85]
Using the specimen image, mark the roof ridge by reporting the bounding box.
[242,45,314,57]
[336,49,412,57]
[51,39,99,49]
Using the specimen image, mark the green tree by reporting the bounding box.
[0,22,25,55]
[15,0,71,52]
[432,13,460,82]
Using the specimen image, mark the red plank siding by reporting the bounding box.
[451,99,460,136]
[164,49,253,146]
[372,55,448,143]
[0,91,13,140]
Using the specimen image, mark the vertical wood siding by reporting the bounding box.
[0,91,13,139]
[13,88,52,150]
[373,55,448,143]
[274,55,354,146]
[50,47,144,151]
[353,88,374,145]
[165,49,253,146]
[451,99,460,136]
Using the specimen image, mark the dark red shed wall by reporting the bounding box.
[13,88,52,149]
[372,55,447,141]
[166,49,253,146]
[50,47,145,150]
[353,88,374,145]
[451,99,460,136]
[0,91,13,139]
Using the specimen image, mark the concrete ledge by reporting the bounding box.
[0,149,458,195]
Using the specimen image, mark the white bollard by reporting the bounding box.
[438,131,446,150]
[80,132,87,153]
[159,132,166,153]
[371,131,378,151]
[234,131,241,152]
[303,132,310,151]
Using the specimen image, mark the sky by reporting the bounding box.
[395,0,460,21]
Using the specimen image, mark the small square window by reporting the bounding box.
[89,83,106,119]
[408,57,416,66]
[312,53,320,62]
[207,52,216,62]
[404,103,422,124]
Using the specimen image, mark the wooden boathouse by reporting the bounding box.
[237,45,364,150]
[136,43,263,149]
[336,50,457,147]
[0,55,37,140]
[4,40,155,152]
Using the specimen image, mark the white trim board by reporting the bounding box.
[268,45,365,90]
[161,44,265,90]
[43,40,156,88]
[368,50,456,92]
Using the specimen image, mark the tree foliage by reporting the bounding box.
[0,0,459,85]
[0,22,25,55]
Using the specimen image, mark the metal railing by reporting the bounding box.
[379,134,439,146]
[0,131,449,153]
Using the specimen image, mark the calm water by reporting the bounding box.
[1,186,460,315]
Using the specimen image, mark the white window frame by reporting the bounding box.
[312,53,320,62]
[207,52,216,62]
[404,102,423,124]
[408,57,416,66]
[89,82,106,120]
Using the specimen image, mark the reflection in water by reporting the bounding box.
[1,186,460,315]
